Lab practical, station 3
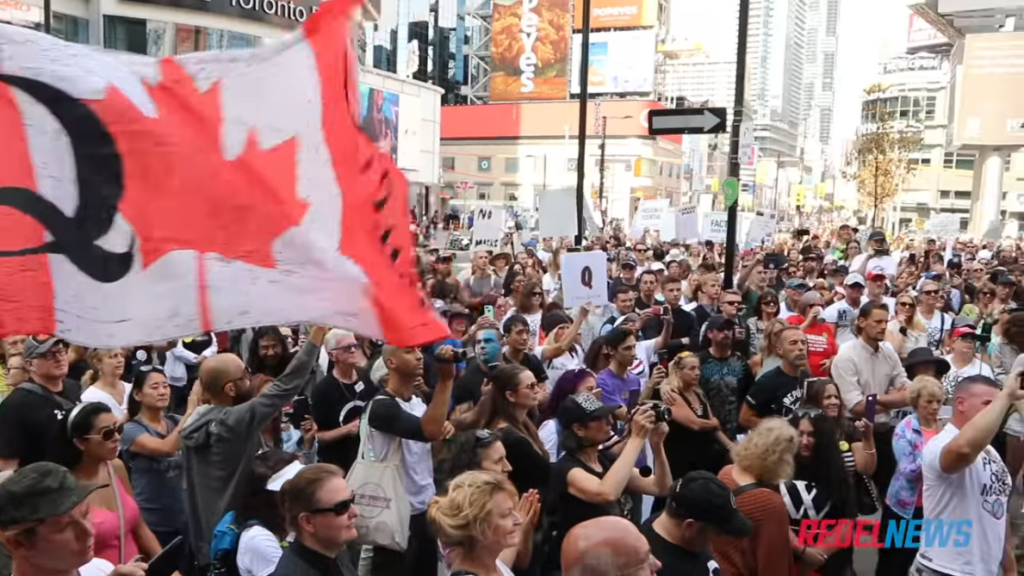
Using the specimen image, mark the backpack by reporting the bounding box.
[209,511,258,576]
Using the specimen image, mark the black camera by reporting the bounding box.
[640,401,672,424]
[434,348,470,362]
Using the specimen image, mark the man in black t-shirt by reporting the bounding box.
[608,254,641,302]
[643,471,752,576]
[501,315,548,388]
[739,325,809,429]
[0,337,81,470]
[311,330,377,473]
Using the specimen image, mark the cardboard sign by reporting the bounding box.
[560,251,608,309]
[630,198,670,239]
[673,205,699,242]
[925,213,961,239]
[538,188,578,239]
[470,206,505,250]
[701,211,728,243]
[744,210,776,248]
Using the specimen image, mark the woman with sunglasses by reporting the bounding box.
[917,280,953,351]
[478,365,550,497]
[121,366,199,549]
[746,290,781,357]
[271,463,359,576]
[885,295,928,358]
[502,280,547,350]
[782,408,858,576]
[234,449,302,576]
[538,369,600,462]
[56,401,161,565]
[650,352,731,514]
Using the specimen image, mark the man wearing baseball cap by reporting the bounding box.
[0,462,145,576]
[850,229,898,278]
[608,253,641,303]
[0,336,82,471]
[941,326,996,394]
[824,273,867,346]
[642,471,752,574]
[780,278,809,320]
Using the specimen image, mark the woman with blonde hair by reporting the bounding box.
[80,349,130,419]
[750,318,788,377]
[712,417,799,576]
[885,294,928,358]
[878,375,945,575]
[428,471,530,576]
[542,247,563,302]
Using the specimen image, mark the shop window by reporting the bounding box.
[504,157,519,173]
[477,157,492,172]
[442,156,455,171]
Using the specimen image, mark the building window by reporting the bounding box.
[943,152,976,171]
[861,93,937,124]
[442,156,455,171]
[954,191,972,202]
[104,15,148,54]
[104,16,258,56]
[504,185,519,203]
[940,190,952,200]
[504,157,519,173]
[476,184,492,201]
[909,155,931,167]
[477,157,492,172]
[51,13,89,43]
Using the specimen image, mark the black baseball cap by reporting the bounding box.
[705,315,736,333]
[22,336,65,360]
[0,462,106,529]
[557,392,617,428]
[666,471,753,537]
[867,230,887,243]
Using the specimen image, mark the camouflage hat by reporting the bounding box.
[0,462,105,529]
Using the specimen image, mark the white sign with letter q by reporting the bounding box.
[560,251,608,309]
[471,207,505,251]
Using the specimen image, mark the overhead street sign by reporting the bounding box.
[647,108,728,135]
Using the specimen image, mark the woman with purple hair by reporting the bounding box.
[537,369,601,462]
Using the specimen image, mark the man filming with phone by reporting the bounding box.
[831,302,910,498]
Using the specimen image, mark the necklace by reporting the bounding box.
[683,390,703,417]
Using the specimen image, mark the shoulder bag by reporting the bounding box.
[346,397,411,552]
[19,382,75,411]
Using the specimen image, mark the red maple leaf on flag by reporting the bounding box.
[88,59,307,269]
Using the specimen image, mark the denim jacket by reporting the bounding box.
[887,413,926,518]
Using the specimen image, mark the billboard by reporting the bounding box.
[359,84,400,163]
[573,0,657,29]
[570,30,655,94]
[950,32,1024,147]
[489,0,572,101]
[907,13,948,51]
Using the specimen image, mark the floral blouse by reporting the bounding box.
[887,413,929,519]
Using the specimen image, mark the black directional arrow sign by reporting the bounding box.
[647,108,728,135]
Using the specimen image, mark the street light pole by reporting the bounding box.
[43,0,51,33]
[574,0,593,246]
[723,0,750,289]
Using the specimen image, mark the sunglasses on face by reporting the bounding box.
[85,423,125,442]
[922,290,939,296]
[763,301,779,307]
[897,301,915,308]
[792,407,823,419]
[308,496,356,516]
[720,300,742,307]
[981,291,995,297]
[531,292,544,297]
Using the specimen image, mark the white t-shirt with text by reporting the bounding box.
[919,423,1011,575]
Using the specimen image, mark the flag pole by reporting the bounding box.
[573,0,592,246]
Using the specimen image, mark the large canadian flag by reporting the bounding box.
[0,0,448,347]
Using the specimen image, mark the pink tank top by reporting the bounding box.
[91,476,141,565]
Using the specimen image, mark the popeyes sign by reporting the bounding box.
[0,0,43,23]
[573,0,656,29]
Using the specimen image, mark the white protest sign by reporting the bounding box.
[538,189,577,238]
[744,210,776,248]
[701,211,729,243]
[630,198,671,239]
[674,205,699,242]
[925,213,961,239]
[560,251,608,309]
[470,206,505,251]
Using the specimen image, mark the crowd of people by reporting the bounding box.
[1,224,1024,576]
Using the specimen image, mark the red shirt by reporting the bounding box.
[786,316,838,377]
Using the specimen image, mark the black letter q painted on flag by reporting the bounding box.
[0,74,133,283]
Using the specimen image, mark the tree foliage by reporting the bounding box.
[843,84,923,228]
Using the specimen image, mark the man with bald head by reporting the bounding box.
[561,516,660,576]
[181,326,328,568]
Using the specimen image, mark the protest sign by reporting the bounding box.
[630,198,670,238]
[925,213,961,239]
[674,205,699,242]
[745,210,776,248]
[701,211,729,243]
[471,207,505,250]
[561,251,608,308]
[538,189,577,238]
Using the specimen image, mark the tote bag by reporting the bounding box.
[346,397,411,552]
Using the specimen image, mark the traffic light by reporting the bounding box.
[794,185,806,207]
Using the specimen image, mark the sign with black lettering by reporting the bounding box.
[561,251,607,308]
[124,0,322,26]
[701,211,728,243]
[470,207,505,251]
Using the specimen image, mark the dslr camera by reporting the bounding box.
[640,401,672,424]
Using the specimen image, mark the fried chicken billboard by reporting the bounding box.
[489,0,571,101]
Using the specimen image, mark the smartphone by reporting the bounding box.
[145,536,184,576]
[657,350,669,370]
[627,388,641,410]
[661,305,671,317]
[864,393,878,424]
[907,252,917,265]
[483,305,495,320]
[287,396,310,428]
